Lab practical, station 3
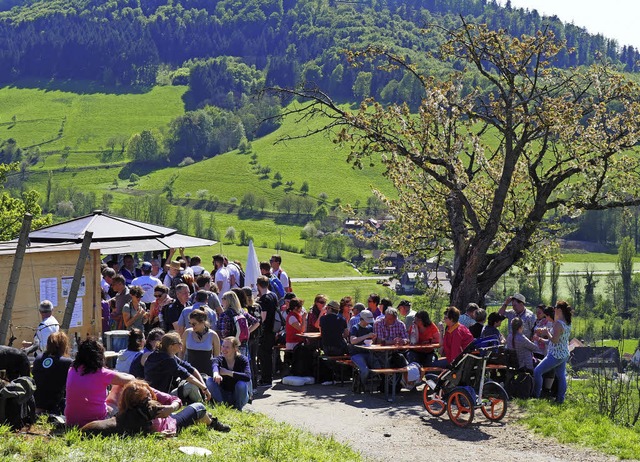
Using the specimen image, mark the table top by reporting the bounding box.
[354,343,440,351]
[104,350,119,359]
[296,332,321,339]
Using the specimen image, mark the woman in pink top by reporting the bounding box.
[64,338,134,427]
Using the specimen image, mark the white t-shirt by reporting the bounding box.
[226,263,241,289]
[131,275,162,303]
[215,266,231,295]
[272,268,290,291]
[36,315,60,356]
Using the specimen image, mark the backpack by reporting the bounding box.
[506,369,534,399]
[269,275,285,299]
[272,307,286,334]
[228,262,245,288]
[233,313,250,344]
[0,376,36,430]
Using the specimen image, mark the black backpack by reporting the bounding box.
[506,369,534,399]
[0,376,36,430]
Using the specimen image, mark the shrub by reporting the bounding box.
[179,157,195,167]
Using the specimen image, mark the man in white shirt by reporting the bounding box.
[270,254,291,293]
[225,256,241,289]
[22,300,59,357]
[213,254,231,295]
[131,261,162,304]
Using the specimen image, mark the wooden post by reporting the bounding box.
[0,213,32,344]
[61,231,93,331]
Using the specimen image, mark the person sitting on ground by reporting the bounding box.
[0,345,30,381]
[469,308,486,338]
[209,337,251,411]
[115,328,145,374]
[285,298,307,351]
[65,337,134,427]
[144,332,211,405]
[506,317,542,372]
[32,331,72,415]
[481,312,506,343]
[373,307,408,346]
[320,300,349,356]
[83,379,229,436]
[349,310,376,392]
[407,311,440,366]
[459,303,479,328]
[180,309,220,377]
[432,306,474,367]
[129,327,164,378]
[122,285,148,331]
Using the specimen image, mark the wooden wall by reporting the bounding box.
[0,248,102,346]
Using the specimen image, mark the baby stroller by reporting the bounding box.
[422,337,508,427]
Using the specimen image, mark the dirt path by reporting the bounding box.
[250,382,619,462]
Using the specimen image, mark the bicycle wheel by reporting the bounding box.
[480,381,508,422]
[422,374,446,417]
[447,387,474,427]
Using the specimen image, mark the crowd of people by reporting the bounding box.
[0,249,575,436]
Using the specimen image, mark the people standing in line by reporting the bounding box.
[122,286,148,331]
[533,301,572,404]
[146,284,172,334]
[131,261,162,305]
[498,293,536,339]
[107,275,131,331]
[190,274,222,315]
[22,300,59,358]
[270,254,291,293]
[119,254,140,285]
[163,283,191,333]
[32,331,73,415]
[164,261,184,299]
[212,254,231,295]
[177,290,218,336]
[256,276,278,386]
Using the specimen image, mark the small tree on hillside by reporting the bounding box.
[619,237,635,315]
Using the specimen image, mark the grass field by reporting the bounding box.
[0,84,186,152]
[0,405,361,462]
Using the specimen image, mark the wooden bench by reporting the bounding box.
[318,354,352,384]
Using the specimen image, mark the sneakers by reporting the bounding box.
[208,416,231,433]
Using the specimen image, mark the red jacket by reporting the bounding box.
[443,323,474,364]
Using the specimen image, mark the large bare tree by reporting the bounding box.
[275,22,640,308]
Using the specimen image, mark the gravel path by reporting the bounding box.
[250,381,620,462]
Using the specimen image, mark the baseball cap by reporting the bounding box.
[359,310,374,324]
[141,261,152,271]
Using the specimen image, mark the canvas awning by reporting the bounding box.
[9,210,216,254]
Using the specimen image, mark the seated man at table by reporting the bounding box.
[373,308,408,346]
[349,310,376,392]
[432,306,474,368]
[319,300,349,356]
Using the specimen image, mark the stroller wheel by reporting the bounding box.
[422,374,446,417]
[447,387,474,427]
[480,381,508,422]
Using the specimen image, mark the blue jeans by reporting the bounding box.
[207,379,250,411]
[351,353,372,385]
[533,354,568,403]
[173,402,206,430]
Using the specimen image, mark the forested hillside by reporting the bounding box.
[0,0,638,102]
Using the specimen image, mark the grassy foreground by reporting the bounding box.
[0,406,361,462]
[517,386,640,460]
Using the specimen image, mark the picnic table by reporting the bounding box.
[296,332,321,339]
[354,343,440,402]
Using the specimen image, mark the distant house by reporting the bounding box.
[343,218,381,238]
[371,250,405,271]
[397,271,425,295]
